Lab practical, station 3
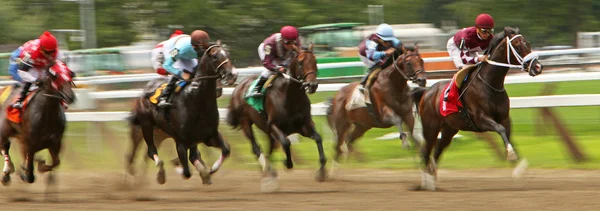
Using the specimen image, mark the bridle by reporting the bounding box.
[485,34,539,71]
[392,52,423,83]
[191,44,230,81]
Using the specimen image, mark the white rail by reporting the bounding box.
[64,94,600,122]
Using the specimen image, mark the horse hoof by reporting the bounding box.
[284,160,294,169]
[2,174,10,186]
[156,168,166,185]
[201,176,212,185]
[260,176,279,193]
[507,153,519,163]
[315,168,327,182]
[420,171,436,191]
[20,173,34,184]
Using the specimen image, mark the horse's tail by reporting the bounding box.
[226,101,241,129]
[127,114,141,126]
[410,87,426,113]
[325,97,335,129]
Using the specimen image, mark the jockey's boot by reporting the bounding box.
[12,82,32,109]
[246,76,267,98]
[157,76,178,108]
[359,71,372,92]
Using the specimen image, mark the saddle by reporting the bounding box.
[245,74,278,114]
[5,87,39,124]
[147,80,188,105]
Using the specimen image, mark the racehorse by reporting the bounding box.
[125,81,226,176]
[326,44,427,165]
[412,27,543,190]
[0,63,76,186]
[128,42,237,185]
[226,43,321,192]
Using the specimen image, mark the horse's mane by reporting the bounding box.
[484,27,521,56]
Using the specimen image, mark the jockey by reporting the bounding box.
[152,30,186,76]
[443,13,495,102]
[8,31,59,109]
[156,30,211,107]
[246,25,302,98]
[357,23,402,90]
[446,13,495,70]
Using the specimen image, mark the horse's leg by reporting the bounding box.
[398,107,422,149]
[480,117,518,162]
[20,149,35,183]
[433,125,458,163]
[242,121,272,175]
[208,132,230,175]
[140,123,165,184]
[300,121,327,182]
[346,124,370,162]
[0,137,14,186]
[420,115,442,191]
[38,141,61,173]
[270,125,293,169]
[174,141,191,179]
[188,145,210,184]
[125,125,142,175]
[331,120,350,176]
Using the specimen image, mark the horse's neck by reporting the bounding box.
[383,68,409,92]
[31,89,62,114]
[479,53,511,90]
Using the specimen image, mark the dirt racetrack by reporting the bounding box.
[2,168,600,211]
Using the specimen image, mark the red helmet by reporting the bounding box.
[170,29,184,38]
[475,13,494,29]
[39,31,58,51]
[280,26,298,41]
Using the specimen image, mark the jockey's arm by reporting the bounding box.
[261,44,278,71]
[162,41,197,77]
[364,40,386,61]
[162,51,182,77]
[16,58,37,83]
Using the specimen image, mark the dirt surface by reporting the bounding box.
[1,168,600,211]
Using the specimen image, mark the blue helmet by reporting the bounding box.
[375,23,395,41]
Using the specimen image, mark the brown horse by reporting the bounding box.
[326,44,427,167]
[0,65,76,186]
[128,43,237,185]
[412,27,543,190]
[227,44,321,192]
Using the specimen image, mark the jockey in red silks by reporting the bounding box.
[246,25,302,98]
[447,13,495,70]
[443,13,495,102]
[357,23,402,91]
[152,30,186,76]
[7,31,59,109]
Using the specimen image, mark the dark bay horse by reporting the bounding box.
[0,63,76,186]
[412,27,543,190]
[128,43,237,185]
[227,44,321,192]
[326,44,427,169]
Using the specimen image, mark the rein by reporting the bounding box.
[485,34,539,70]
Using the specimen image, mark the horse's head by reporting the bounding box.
[394,44,427,87]
[41,60,76,104]
[196,40,238,86]
[487,27,543,76]
[290,43,318,94]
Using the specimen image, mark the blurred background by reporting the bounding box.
[0,0,599,172]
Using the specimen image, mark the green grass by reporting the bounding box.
[10,79,600,172]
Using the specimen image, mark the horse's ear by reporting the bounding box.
[504,27,511,37]
[308,42,314,52]
[413,42,419,53]
[216,39,222,45]
[401,45,407,54]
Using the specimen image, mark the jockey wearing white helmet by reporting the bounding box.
[357,23,402,90]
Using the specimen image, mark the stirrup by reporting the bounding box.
[157,99,172,108]
[12,102,23,109]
